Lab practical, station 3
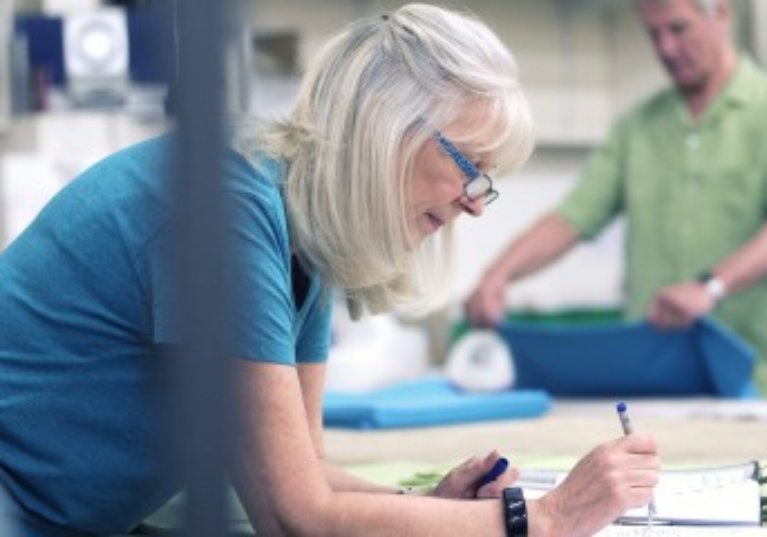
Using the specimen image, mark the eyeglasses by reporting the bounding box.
[434,131,499,205]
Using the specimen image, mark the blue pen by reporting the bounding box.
[478,457,509,488]
[616,402,656,526]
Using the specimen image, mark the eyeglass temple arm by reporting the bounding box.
[435,134,481,181]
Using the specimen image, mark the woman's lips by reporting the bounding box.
[426,212,445,233]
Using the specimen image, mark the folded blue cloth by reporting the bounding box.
[323,377,551,429]
[496,317,756,398]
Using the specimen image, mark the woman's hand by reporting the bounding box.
[530,434,660,537]
[430,450,519,499]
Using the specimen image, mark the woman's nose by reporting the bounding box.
[458,194,486,217]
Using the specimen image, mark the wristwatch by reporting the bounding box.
[502,487,528,536]
[697,271,727,303]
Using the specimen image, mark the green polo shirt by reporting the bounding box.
[558,57,767,393]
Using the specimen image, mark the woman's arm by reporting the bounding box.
[297,363,518,498]
[297,362,399,494]
[232,360,659,537]
[231,360,512,536]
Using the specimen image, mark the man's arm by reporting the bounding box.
[649,222,767,327]
[465,213,581,326]
[711,222,767,294]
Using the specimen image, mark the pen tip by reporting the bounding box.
[616,402,627,412]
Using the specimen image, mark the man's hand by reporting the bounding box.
[465,272,508,328]
[648,281,716,328]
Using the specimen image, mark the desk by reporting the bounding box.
[325,399,767,467]
[135,399,767,536]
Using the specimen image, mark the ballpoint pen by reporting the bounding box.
[478,457,509,489]
[617,402,656,526]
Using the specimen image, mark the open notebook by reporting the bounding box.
[596,527,767,536]
[517,461,764,528]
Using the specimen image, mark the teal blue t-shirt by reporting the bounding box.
[0,136,331,535]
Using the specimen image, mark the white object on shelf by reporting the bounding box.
[445,330,515,392]
[64,8,129,106]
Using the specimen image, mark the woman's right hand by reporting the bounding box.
[528,434,660,537]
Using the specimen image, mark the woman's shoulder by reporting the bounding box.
[224,145,285,207]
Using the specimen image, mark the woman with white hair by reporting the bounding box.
[0,4,658,536]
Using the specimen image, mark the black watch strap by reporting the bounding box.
[502,487,528,536]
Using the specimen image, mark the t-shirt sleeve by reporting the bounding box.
[147,157,299,366]
[557,119,628,239]
[295,290,332,363]
[228,187,297,365]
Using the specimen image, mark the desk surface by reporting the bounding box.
[135,399,767,537]
[325,398,767,466]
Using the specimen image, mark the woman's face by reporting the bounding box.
[408,107,495,244]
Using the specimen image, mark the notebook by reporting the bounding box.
[596,527,767,536]
[517,461,764,527]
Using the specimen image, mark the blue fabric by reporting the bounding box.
[323,377,551,429]
[0,136,330,535]
[496,317,756,398]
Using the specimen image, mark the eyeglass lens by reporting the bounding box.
[464,175,497,204]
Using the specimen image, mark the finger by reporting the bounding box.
[475,466,520,499]
[616,433,658,454]
[476,450,502,476]
[465,295,488,327]
[474,300,499,328]
[648,300,672,328]
[624,468,660,488]
[625,486,658,509]
[657,306,679,329]
[665,305,692,328]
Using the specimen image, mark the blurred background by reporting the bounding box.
[2,0,766,391]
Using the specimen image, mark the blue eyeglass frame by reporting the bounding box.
[434,131,499,205]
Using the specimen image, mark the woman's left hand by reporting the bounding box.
[429,450,518,499]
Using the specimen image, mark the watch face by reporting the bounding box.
[704,277,726,300]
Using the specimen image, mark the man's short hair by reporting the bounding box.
[638,0,720,16]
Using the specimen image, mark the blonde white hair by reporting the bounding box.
[247,3,534,318]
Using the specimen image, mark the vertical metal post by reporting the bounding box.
[172,0,231,535]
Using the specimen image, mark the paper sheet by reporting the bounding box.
[596,526,767,537]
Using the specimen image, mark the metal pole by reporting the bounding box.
[172,0,232,534]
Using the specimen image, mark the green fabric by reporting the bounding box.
[451,308,623,345]
[558,57,767,394]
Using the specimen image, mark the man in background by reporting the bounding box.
[466,0,767,393]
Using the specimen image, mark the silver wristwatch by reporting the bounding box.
[698,271,727,303]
